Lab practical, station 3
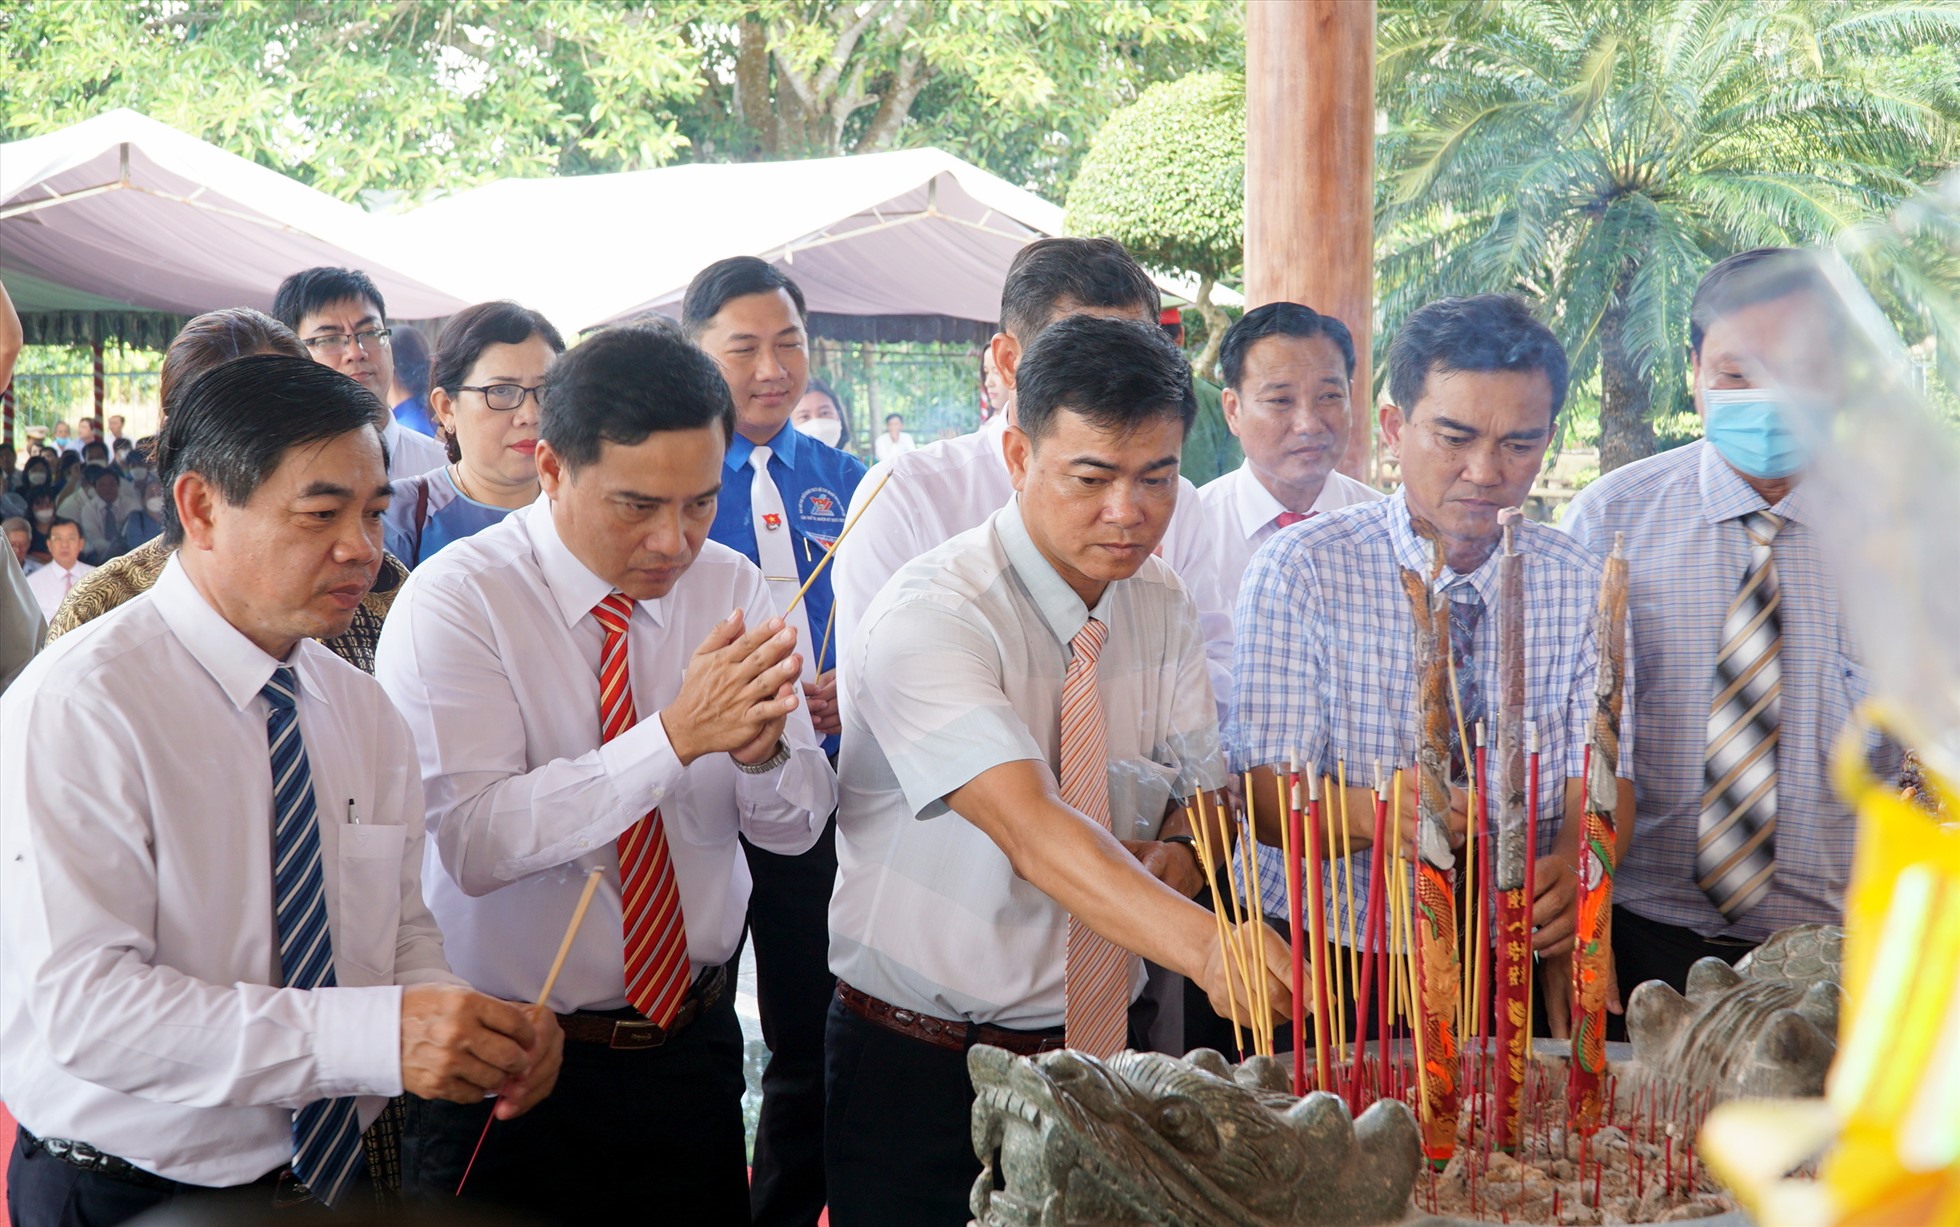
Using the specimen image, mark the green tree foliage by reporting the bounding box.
[1064,70,1245,377]
[0,1,1241,204]
[1375,0,1960,470]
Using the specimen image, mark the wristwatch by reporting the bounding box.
[734,738,792,775]
[1162,834,1200,862]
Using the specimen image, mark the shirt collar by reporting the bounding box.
[1229,461,1356,539]
[1695,438,1809,526]
[993,496,1117,647]
[1385,488,1501,603]
[523,495,670,632]
[724,420,797,475]
[149,552,332,712]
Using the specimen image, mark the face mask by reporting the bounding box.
[34,509,53,524]
[1702,388,1812,479]
[145,497,165,517]
[127,465,148,481]
[26,472,46,486]
[795,417,844,448]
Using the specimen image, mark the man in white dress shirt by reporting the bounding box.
[274,266,448,482]
[1196,302,1383,660]
[376,320,836,1222]
[23,518,92,622]
[831,237,1232,713]
[1,355,560,1226]
[826,315,1289,1227]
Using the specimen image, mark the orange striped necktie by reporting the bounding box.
[1059,616,1131,1058]
[592,593,692,1026]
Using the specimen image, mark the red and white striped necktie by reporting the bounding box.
[1059,617,1131,1058]
[593,594,692,1025]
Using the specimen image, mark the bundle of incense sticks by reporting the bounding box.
[1569,533,1630,1132]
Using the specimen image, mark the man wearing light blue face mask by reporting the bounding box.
[1562,247,1897,1015]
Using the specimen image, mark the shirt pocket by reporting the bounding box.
[334,823,406,982]
[1107,758,1182,842]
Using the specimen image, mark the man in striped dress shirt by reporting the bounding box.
[1231,295,1636,1040]
[1562,248,1897,1000]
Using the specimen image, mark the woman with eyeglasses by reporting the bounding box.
[384,300,565,568]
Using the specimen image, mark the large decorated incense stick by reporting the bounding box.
[1492,512,1530,1152]
[1401,538,1461,1170]
[1569,533,1630,1133]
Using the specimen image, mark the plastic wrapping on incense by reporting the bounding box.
[1568,533,1629,1134]
[1491,512,1530,1152]
[1401,540,1460,1171]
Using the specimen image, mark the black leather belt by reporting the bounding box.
[17,1129,302,1202]
[556,963,727,1049]
[835,981,1068,1057]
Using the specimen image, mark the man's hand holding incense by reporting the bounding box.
[1392,784,1471,860]
[490,1005,565,1121]
[400,984,548,1105]
[661,609,803,766]
[1196,919,1294,1028]
[804,668,841,738]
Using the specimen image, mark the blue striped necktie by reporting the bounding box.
[262,667,367,1206]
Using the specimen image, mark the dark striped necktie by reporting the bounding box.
[1697,511,1785,918]
[262,667,367,1206]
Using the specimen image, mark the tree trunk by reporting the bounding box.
[1192,274,1229,384]
[1596,280,1654,472]
[735,16,775,155]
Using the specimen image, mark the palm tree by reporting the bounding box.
[1375,0,1960,470]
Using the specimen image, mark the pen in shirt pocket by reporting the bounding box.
[347,799,360,825]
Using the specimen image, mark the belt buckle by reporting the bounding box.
[610,1019,667,1050]
[271,1169,313,1209]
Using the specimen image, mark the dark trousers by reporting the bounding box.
[6,1134,299,1227]
[823,991,1146,1227]
[743,817,838,1227]
[402,987,750,1224]
[1607,905,1759,1041]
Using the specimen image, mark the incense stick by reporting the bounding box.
[1189,792,1247,1059]
[1281,762,1306,1095]
[457,868,605,1196]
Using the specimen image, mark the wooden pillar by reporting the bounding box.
[1245,0,1377,481]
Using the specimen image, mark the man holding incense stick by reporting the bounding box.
[826,315,1290,1227]
[1562,248,1894,1004]
[684,256,866,1227]
[1231,294,1637,1038]
[376,321,835,1222]
[2,356,561,1226]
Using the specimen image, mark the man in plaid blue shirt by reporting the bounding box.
[1562,249,1896,1002]
[1229,295,1636,1039]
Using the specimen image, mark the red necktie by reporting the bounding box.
[1060,617,1131,1058]
[1276,511,1314,528]
[593,594,693,1025]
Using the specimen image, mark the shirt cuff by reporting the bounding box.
[314,985,404,1099]
[600,711,686,813]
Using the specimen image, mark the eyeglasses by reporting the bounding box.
[457,383,546,411]
[302,328,393,355]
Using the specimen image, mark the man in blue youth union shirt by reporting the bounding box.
[684,256,866,1227]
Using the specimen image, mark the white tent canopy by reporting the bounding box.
[381,147,1230,339]
[0,109,468,344]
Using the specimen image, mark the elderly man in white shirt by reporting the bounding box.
[831,237,1233,704]
[376,320,835,1224]
[1195,302,1384,662]
[826,315,1289,1227]
[1,355,560,1227]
